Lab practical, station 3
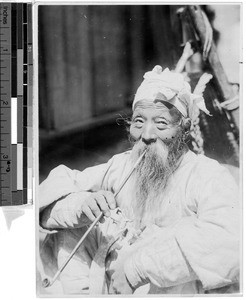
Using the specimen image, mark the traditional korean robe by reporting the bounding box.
[38,150,240,295]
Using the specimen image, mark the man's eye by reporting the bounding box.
[156,121,169,129]
[133,117,144,123]
[156,121,168,125]
[133,118,144,127]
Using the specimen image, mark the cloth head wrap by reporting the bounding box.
[133,65,211,121]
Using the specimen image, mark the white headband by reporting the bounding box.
[133,65,212,120]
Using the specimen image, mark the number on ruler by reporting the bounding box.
[6,160,11,172]
[1,100,8,105]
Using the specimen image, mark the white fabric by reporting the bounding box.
[39,150,240,295]
[133,66,211,120]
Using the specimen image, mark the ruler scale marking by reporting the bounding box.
[11,144,17,192]
[10,4,15,206]
[0,3,12,205]
[27,4,32,205]
[17,4,22,50]
[16,3,23,204]
[0,3,32,206]
[17,143,23,190]
[23,5,28,204]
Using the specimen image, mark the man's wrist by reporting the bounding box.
[124,255,139,288]
[124,252,148,290]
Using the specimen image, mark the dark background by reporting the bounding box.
[38,5,240,183]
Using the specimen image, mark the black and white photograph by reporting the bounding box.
[37,3,242,296]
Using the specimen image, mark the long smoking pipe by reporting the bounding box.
[42,149,147,288]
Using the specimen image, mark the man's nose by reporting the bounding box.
[141,124,157,144]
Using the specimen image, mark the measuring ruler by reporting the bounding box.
[0,3,33,206]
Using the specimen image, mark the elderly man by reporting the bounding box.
[39,66,240,295]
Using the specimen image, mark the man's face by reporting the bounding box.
[129,101,186,227]
[130,101,183,145]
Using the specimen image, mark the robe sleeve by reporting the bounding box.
[124,164,240,291]
[39,158,115,230]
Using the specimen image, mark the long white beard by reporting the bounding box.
[130,136,184,227]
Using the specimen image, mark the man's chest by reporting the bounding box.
[116,175,197,229]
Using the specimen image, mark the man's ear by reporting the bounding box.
[183,118,191,132]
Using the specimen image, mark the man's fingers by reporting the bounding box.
[82,190,116,223]
[81,205,96,222]
[87,199,102,218]
[99,190,116,210]
[94,194,111,217]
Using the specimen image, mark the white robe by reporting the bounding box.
[38,150,240,295]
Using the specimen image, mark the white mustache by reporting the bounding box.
[132,139,169,164]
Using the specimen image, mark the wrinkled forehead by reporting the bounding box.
[132,99,182,123]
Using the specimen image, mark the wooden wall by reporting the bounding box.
[38,5,182,134]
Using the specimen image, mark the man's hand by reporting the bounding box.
[107,245,134,294]
[110,266,134,294]
[81,190,116,222]
[40,190,116,229]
